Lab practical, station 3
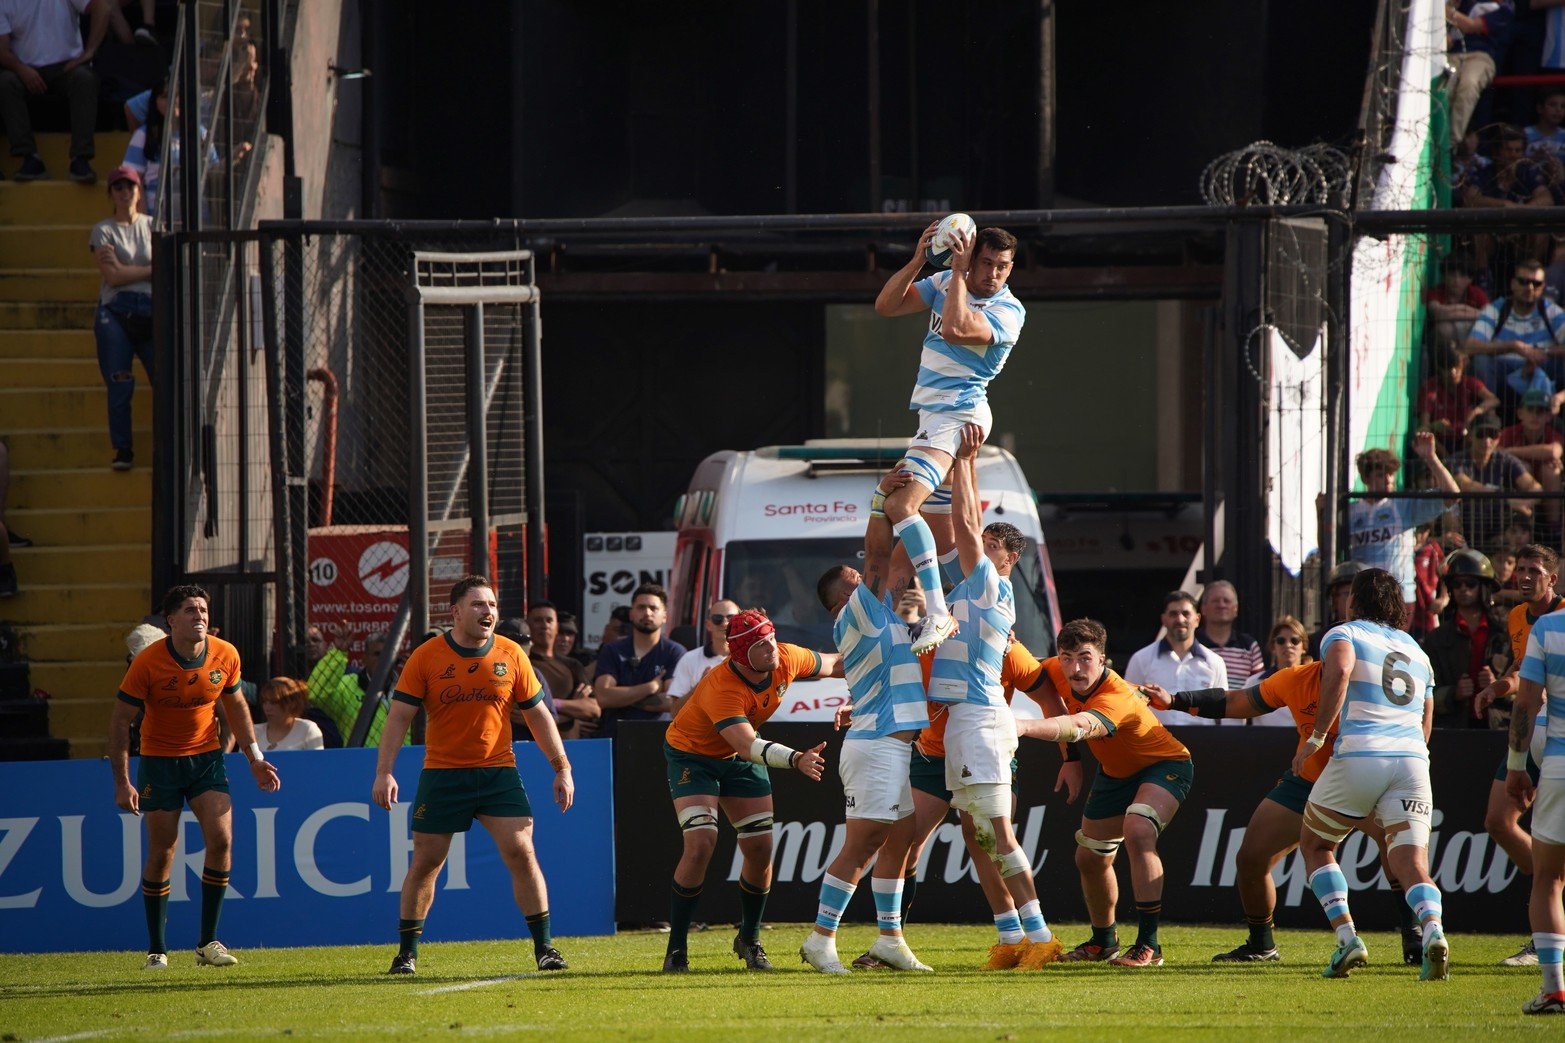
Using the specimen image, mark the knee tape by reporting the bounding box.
[677,804,719,834]
[731,811,774,839]
[869,484,887,519]
[1126,802,1167,835]
[996,846,1030,878]
[1302,803,1354,844]
[1075,829,1123,857]
[961,783,1011,822]
[921,480,953,515]
[902,448,948,494]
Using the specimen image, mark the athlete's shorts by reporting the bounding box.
[909,748,1019,804]
[903,405,994,507]
[1533,775,1565,846]
[1493,751,1542,786]
[840,736,915,821]
[1083,758,1195,821]
[137,750,229,812]
[1307,755,1432,834]
[664,742,771,800]
[943,702,1018,792]
[411,766,532,834]
[1264,769,1314,816]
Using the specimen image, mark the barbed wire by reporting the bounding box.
[1199,141,1354,209]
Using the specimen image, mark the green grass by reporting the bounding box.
[0,924,1557,1041]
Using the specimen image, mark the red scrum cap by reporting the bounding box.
[726,610,775,669]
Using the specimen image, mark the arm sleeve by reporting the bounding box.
[511,652,542,707]
[783,643,824,680]
[914,273,941,308]
[391,646,427,706]
[123,127,147,171]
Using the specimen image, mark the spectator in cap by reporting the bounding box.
[1421,549,1510,728]
[1453,411,1544,551]
[90,164,154,472]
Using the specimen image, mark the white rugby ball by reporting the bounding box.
[926,212,977,268]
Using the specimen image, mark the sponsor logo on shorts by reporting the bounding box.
[494,662,508,678]
[439,665,457,679]
[208,669,224,685]
[961,765,972,779]
[677,768,691,786]
[844,795,855,808]
[1400,798,1431,817]
[1166,774,1179,782]
[414,804,427,820]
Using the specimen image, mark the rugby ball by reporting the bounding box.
[927,212,977,268]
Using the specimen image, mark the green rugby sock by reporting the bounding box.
[737,876,769,944]
[199,866,229,947]
[1247,915,1275,951]
[142,878,170,955]
[525,911,552,954]
[900,870,919,924]
[1135,901,1162,951]
[668,881,702,952]
[1091,922,1118,949]
[398,918,424,958]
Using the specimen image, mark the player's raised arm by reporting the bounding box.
[950,423,986,575]
[716,719,827,782]
[939,230,996,347]
[874,221,938,317]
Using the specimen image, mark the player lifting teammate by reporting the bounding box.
[660,611,839,973]
[871,220,1024,654]
[1294,567,1449,980]
[108,584,281,970]
[372,576,573,976]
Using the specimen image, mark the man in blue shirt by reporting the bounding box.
[1466,259,1565,395]
[592,583,686,740]
[869,221,1025,655]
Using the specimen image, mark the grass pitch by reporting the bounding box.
[1,924,1556,1041]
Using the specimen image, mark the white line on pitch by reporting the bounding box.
[416,974,533,995]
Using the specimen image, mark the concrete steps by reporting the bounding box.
[12,543,150,585]
[10,466,151,510]
[3,505,151,545]
[1,133,131,174]
[0,357,102,387]
[0,302,95,329]
[4,425,152,461]
[0,329,96,356]
[15,621,130,663]
[0,386,151,431]
[0,226,96,269]
[0,181,115,226]
[0,269,100,302]
[0,582,151,624]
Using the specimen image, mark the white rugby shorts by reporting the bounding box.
[1533,775,1565,847]
[907,404,994,460]
[943,701,1018,792]
[1308,754,1433,833]
[839,735,915,821]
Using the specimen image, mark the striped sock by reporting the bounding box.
[1405,882,1443,938]
[1537,932,1565,994]
[993,909,1024,945]
[142,878,170,955]
[199,866,229,947]
[871,877,903,933]
[814,873,855,934]
[892,516,948,618]
[1308,864,1356,947]
[1017,899,1053,943]
[397,918,424,958]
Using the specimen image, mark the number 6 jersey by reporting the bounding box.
[1320,619,1433,760]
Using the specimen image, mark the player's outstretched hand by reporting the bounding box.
[1474,679,1505,714]
[1507,767,1536,811]
[796,742,828,782]
[1139,683,1173,709]
[372,773,398,811]
[1055,761,1083,803]
[251,758,281,793]
[554,770,575,813]
[956,423,985,459]
[115,779,141,816]
[833,705,853,731]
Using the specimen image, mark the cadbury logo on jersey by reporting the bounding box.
[155,694,212,709]
[435,684,505,705]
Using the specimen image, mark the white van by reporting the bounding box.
[668,439,1062,721]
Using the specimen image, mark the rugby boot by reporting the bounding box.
[195,940,238,967]
[1321,935,1368,979]
[864,936,932,971]
[1523,990,1565,1015]
[799,931,850,975]
[661,949,689,974]
[983,941,1029,970]
[1108,943,1164,968]
[535,945,568,971]
[143,953,169,971]
[1017,938,1064,969]
[1059,938,1120,963]
[387,953,416,975]
[1502,939,1539,967]
[851,951,888,969]
[733,935,773,971]
[911,614,957,655]
[1418,927,1449,981]
[1212,941,1280,963]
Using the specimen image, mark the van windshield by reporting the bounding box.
[723,537,1055,658]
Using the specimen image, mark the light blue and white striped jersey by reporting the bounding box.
[1320,620,1432,760]
[1518,611,1565,779]
[834,582,930,739]
[927,556,1014,707]
[909,270,1025,414]
[1545,6,1565,71]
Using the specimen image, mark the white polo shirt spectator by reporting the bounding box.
[1122,591,1231,728]
[668,599,740,701]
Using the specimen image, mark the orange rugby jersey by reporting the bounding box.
[916,642,1047,758]
[393,632,541,769]
[117,636,243,757]
[1061,667,1190,778]
[1510,596,1564,664]
[1248,661,1333,781]
[665,643,823,759]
